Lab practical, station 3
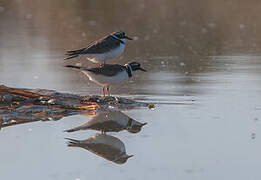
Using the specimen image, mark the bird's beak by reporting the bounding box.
[125,35,133,40]
[127,155,134,159]
[139,67,147,72]
[141,122,147,126]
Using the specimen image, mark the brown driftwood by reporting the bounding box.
[0,85,150,129]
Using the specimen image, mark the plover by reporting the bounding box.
[65,61,146,96]
[66,134,133,164]
[64,111,147,134]
[64,31,133,65]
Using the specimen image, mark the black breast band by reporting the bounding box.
[125,65,132,78]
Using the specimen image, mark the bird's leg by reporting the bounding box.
[102,87,105,97]
[101,130,106,135]
[99,61,105,67]
[106,86,110,96]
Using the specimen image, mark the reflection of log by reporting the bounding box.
[0,85,149,129]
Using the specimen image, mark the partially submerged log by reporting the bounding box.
[0,85,151,129]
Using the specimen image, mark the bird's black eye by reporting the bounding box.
[115,32,121,38]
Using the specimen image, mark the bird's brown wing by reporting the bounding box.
[67,35,121,55]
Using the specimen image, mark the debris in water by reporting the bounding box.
[25,13,32,19]
[153,29,158,34]
[208,23,216,28]
[239,24,245,29]
[81,32,86,37]
[148,104,155,109]
[88,20,96,26]
[180,62,185,67]
[251,133,256,139]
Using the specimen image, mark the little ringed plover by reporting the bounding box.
[65,62,146,96]
[64,31,133,65]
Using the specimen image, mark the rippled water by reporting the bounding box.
[1,0,261,180]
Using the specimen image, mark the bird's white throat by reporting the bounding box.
[124,64,133,76]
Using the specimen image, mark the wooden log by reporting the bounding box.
[0,85,150,129]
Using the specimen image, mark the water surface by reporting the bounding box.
[1,0,261,180]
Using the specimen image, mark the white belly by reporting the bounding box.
[82,70,129,86]
[104,43,125,61]
[82,43,125,63]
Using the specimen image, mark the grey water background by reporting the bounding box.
[1,0,261,179]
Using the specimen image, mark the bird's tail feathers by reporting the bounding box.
[65,65,82,69]
[64,54,79,60]
[64,48,85,60]
[66,48,85,55]
[65,138,82,147]
[63,126,83,133]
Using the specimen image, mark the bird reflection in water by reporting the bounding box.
[66,134,133,164]
[64,111,147,134]
[65,111,147,164]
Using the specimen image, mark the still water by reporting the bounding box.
[1,0,261,180]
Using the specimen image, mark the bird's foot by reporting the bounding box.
[99,62,105,67]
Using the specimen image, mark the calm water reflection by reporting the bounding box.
[64,111,147,133]
[66,134,133,164]
[1,0,261,180]
[65,111,146,164]
[0,107,146,164]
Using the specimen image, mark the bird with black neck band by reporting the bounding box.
[64,31,133,66]
[64,111,147,134]
[65,62,146,96]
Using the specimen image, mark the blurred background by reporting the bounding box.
[1,1,261,180]
[1,0,261,94]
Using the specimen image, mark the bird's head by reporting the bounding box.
[127,122,147,133]
[113,31,133,40]
[114,154,134,164]
[125,61,147,73]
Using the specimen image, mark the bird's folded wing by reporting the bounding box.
[73,36,121,54]
[82,64,125,76]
